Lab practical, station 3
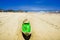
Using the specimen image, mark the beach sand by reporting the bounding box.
[0,12,60,40]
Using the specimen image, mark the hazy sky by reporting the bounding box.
[0,0,60,11]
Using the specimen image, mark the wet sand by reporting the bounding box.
[0,12,60,40]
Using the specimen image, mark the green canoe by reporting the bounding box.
[22,22,31,33]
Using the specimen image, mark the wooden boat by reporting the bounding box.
[22,19,31,36]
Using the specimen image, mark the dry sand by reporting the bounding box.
[0,12,60,40]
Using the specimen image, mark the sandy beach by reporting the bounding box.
[0,12,60,40]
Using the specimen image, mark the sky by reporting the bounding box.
[0,0,60,11]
